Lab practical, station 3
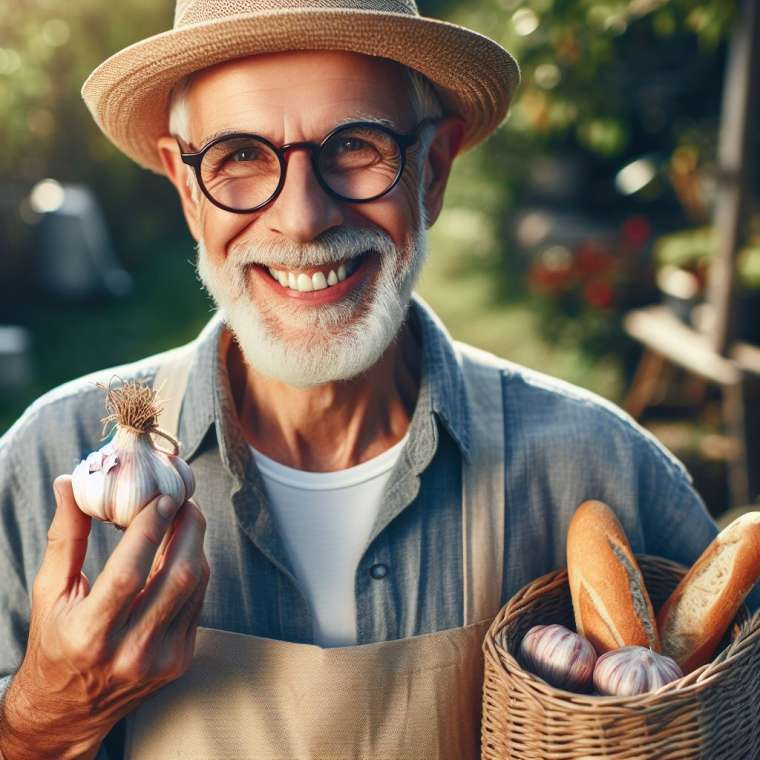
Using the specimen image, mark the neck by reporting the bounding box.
[226,320,421,472]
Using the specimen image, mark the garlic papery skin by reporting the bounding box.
[593,646,683,697]
[518,624,597,693]
[70,379,195,528]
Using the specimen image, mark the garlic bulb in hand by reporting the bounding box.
[593,646,683,696]
[71,379,195,528]
[518,624,597,693]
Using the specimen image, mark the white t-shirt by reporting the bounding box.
[250,434,409,648]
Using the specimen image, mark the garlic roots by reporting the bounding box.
[71,378,195,528]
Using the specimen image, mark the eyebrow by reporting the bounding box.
[195,113,403,150]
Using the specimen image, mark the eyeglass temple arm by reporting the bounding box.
[178,143,204,168]
[398,117,440,149]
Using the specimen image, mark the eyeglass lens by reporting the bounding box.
[199,124,403,210]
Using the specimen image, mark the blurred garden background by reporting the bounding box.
[1,0,759,518]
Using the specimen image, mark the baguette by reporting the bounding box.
[567,500,660,654]
[657,511,760,674]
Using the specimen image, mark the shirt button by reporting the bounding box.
[370,563,388,580]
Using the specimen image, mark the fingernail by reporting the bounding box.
[157,495,176,519]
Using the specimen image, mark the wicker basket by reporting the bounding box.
[481,555,760,759]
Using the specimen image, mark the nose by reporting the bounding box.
[263,146,343,243]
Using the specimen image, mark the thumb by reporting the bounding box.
[38,475,92,590]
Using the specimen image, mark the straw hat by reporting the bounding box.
[81,0,520,175]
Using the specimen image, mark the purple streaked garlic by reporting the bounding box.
[593,646,683,697]
[518,624,597,693]
[71,379,194,529]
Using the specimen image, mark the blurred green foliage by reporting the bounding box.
[447,2,733,160]
[446,0,737,241]
[656,225,760,288]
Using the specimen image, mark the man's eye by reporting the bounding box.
[337,138,369,153]
[231,147,259,162]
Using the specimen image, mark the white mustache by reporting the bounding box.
[227,226,397,269]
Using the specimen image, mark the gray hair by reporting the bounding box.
[168,63,444,201]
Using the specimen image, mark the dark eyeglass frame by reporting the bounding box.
[178,118,439,214]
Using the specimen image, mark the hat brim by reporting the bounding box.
[82,8,520,175]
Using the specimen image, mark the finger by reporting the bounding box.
[146,519,179,585]
[171,555,209,638]
[37,476,92,594]
[125,502,207,639]
[152,570,208,681]
[85,494,182,631]
[180,571,208,670]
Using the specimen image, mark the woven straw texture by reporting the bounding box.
[81,0,520,175]
[176,0,419,26]
[482,555,760,759]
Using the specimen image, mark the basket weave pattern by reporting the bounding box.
[481,555,760,759]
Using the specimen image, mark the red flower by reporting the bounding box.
[575,243,616,277]
[583,280,615,309]
[529,262,575,294]
[621,216,651,250]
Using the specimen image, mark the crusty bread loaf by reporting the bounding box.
[657,511,760,674]
[567,500,660,654]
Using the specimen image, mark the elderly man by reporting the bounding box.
[1,1,755,759]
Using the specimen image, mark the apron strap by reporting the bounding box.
[456,341,506,626]
[152,312,227,440]
[151,341,196,448]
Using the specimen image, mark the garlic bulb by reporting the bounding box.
[71,379,195,528]
[518,624,597,693]
[593,646,683,697]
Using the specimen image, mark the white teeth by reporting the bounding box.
[269,260,357,291]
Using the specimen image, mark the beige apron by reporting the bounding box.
[124,334,505,760]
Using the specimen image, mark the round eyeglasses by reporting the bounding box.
[178,119,437,214]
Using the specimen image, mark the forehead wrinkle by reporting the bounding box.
[196,112,405,149]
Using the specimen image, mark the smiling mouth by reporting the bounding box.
[263,251,368,293]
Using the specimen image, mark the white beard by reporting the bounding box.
[194,200,428,389]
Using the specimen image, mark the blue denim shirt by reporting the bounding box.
[1,294,756,758]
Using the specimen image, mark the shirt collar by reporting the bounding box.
[407,294,471,461]
[174,311,224,463]
[175,292,472,467]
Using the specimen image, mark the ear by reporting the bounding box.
[157,135,203,242]
[421,115,465,228]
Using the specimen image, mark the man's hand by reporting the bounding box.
[0,475,209,760]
